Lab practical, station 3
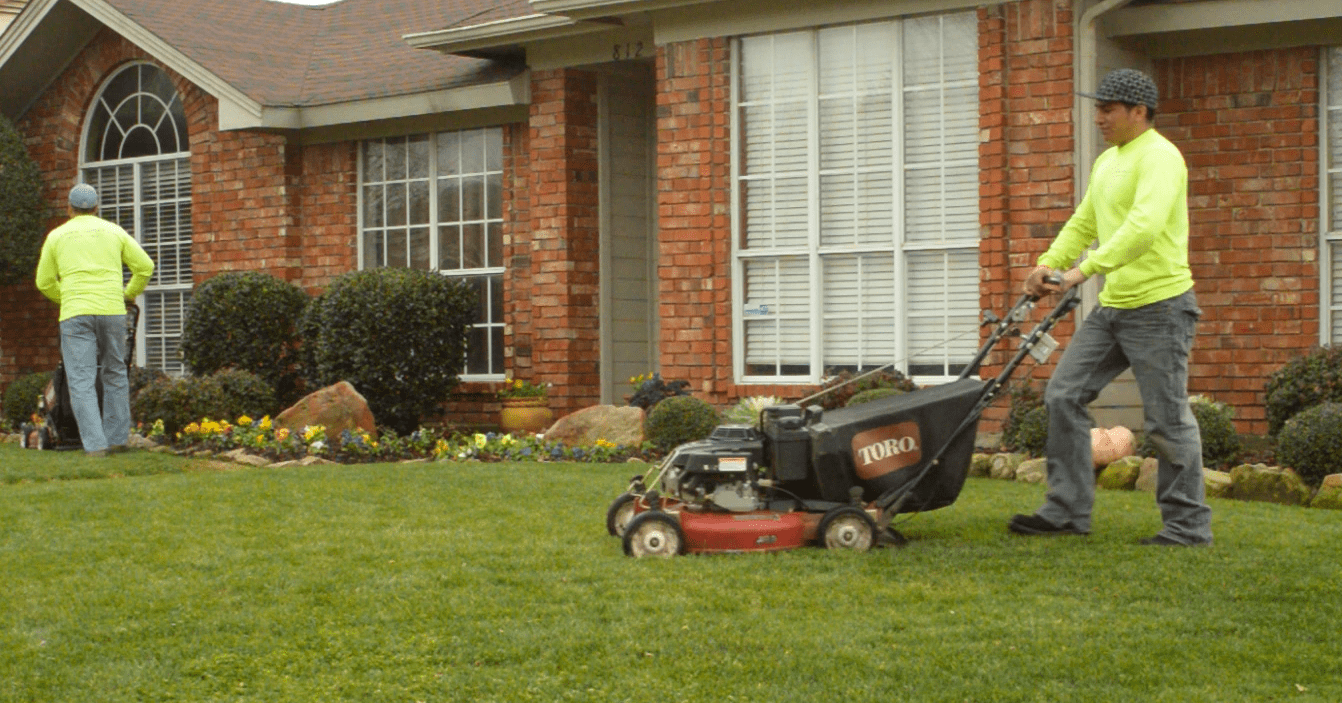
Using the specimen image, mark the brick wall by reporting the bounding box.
[1155,48,1322,434]
[977,0,1079,430]
[295,141,359,293]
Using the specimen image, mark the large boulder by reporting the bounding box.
[1228,464,1311,506]
[544,405,645,448]
[990,453,1024,480]
[969,453,993,478]
[1204,469,1233,499]
[1091,426,1135,468]
[1015,458,1047,484]
[275,381,376,438]
[1097,456,1143,490]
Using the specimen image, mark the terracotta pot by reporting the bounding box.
[499,397,554,434]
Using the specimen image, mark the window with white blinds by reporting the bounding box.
[1326,47,1342,343]
[359,129,505,379]
[734,13,980,382]
[81,62,192,376]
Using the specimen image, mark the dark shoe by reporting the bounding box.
[1140,534,1211,547]
[1007,513,1088,536]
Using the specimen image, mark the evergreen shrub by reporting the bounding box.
[1014,406,1049,457]
[846,387,907,407]
[301,269,475,434]
[181,272,309,404]
[131,369,276,436]
[1002,381,1044,452]
[0,114,45,287]
[644,395,720,450]
[3,371,51,428]
[1275,402,1342,488]
[815,369,916,411]
[1264,346,1342,435]
[1189,395,1240,467]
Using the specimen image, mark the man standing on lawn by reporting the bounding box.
[1006,68,1213,546]
[35,183,154,457]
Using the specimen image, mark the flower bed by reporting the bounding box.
[143,416,654,465]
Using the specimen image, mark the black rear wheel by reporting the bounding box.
[606,492,638,537]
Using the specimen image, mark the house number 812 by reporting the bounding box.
[613,41,644,60]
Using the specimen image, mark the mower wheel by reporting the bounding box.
[818,506,876,552]
[606,492,639,537]
[622,512,685,558]
[35,426,52,451]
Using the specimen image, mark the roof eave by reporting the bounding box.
[404,12,616,56]
[527,0,721,20]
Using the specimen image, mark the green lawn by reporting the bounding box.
[1,443,1338,702]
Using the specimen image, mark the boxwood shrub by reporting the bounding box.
[0,114,45,287]
[3,371,51,428]
[180,272,309,404]
[1275,402,1342,488]
[131,369,278,436]
[1264,346,1342,435]
[301,269,475,434]
[815,369,916,411]
[1189,395,1240,468]
[644,395,720,450]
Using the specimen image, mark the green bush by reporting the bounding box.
[1275,402,1342,488]
[129,365,168,401]
[644,395,720,450]
[3,371,51,428]
[181,272,309,404]
[1189,395,1240,468]
[301,269,475,434]
[1014,406,1049,457]
[1264,346,1342,436]
[1001,381,1044,452]
[846,387,906,407]
[815,369,916,411]
[0,114,46,287]
[130,369,276,436]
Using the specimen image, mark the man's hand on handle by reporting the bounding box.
[1024,266,1087,297]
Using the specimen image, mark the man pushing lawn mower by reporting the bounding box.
[1006,69,1213,547]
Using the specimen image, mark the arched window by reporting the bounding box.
[81,62,192,376]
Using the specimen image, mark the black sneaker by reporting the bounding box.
[1140,534,1211,547]
[1007,513,1088,536]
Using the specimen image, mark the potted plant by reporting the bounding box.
[497,378,553,434]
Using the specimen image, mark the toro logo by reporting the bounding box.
[851,421,922,480]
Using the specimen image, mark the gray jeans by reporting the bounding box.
[1035,289,1213,543]
[58,315,131,453]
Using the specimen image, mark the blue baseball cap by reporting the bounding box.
[69,183,99,209]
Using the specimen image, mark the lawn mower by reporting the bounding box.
[20,303,140,451]
[607,280,1081,557]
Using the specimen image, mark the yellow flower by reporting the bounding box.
[237,415,253,427]
[275,428,291,442]
[259,416,272,430]
[473,433,487,449]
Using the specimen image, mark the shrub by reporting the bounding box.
[722,395,785,425]
[644,395,720,450]
[130,369,276,436]
[1275,402,1342,488]
[1001,381,1044,452]
[301,269,475,434]
[3,371,51,428]
[846,387,906,407]
[1014,406,1049,457]
[815,369,916,411]
[180,272,309,404]
[1264,346,1342,436]
[129,365,168,400]
[1189,395,1240,468]
[131,375,229,437]
[0,114,46,287]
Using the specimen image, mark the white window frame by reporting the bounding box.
[730,14,980,386]
[357,129,506,381]
[1323,46,1341,344]
[79,61,192,377]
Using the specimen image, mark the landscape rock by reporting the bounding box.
[1015,458,1047,484]
[1135,457,1160,493]
[1091,426,1135,468]
[969,453,993,478]
[1228,464,1311,506]
[232,453,271,467]
[297,455,336,466]
[543,405,645,447]
[1310,483,1342,510]
[1203,469,1233,499]
[990,453,1024,480]
[275,381,376,439]
[1097,456,1143,490]
[1322,474,1342,489]
[128,434,157,449]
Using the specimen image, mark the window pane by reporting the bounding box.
[363,185,384,227]
[489,274,503,323]
[385,138,407,180]
[410,227,431,270]
[438,178,461,223]
[363,141,384,182]
[491,327,505,374]
[409,181,430,225]
[439,225,461,270]
[438,131,460,176]
[386,182,407,227]
[462,129,485,173]
[463,223,484,269]
[364,231,384,268]
[485,128,502,171]
[408,135,430,179]
[462,176,485,221]
[467,326,489,375]
[386,229,407,268]
[486,172,502,219]
[487,222,503,269]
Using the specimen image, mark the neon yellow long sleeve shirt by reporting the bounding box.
[1037,128,1193,309]
[35,215,155,321]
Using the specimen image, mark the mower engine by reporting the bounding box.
[659,425,767,512]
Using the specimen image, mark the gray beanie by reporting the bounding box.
[1077,68,1158,110]
[69,183,99,210]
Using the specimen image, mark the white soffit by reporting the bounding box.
[404,13,606,53]
[528,0,720,20]
[652,0,994,45]
[1103,0,1342,36]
